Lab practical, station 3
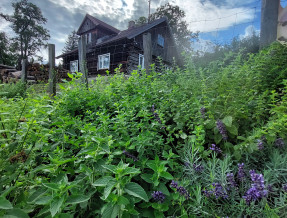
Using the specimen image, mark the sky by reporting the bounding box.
[0,0,286,63]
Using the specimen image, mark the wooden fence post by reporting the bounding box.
[260,0,280,49]
[143,32,152,73]
[78,35,88,88]
[21,59,27,83]
[48,44,56,96]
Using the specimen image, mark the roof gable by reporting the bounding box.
[77,14,120,35]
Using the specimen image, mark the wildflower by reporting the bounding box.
[242,170,268,205]
[123,150,138,162]
[216,120,228,140]
[237,163,245,181]
[209,144,222,154]
[275,138,285,148]
[267,184,273,193]
[202,189,212,197]
[170,180,178,189]
[151,104,164,126]
[170,181,190,199]
[193,163,204,172]
[257,139,264,150]
[212,183,228,199]
[282,184,287,192]
[200,107,206,118]
[152,191,165,203]
[226,173,237,188]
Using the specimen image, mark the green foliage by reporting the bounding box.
[0,82,27,98]
[62,30,79,54]
[1,42,287,217]
[0,32,17,66]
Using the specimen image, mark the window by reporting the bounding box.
[70,60,78,72]
[86,33,92,44]
[139,54,144,69]
[98,53,110,70]
[157,34,164,47]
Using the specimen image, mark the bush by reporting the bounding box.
[0,81,26,98]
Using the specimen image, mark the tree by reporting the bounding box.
[0,32,17,66]
[1,0,50,67]
[62,30,79,53]
[135,3,198,53]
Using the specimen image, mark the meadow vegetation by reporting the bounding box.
[0,42,287,217]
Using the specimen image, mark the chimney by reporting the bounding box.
[128,20,135,29]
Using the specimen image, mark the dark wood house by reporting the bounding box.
[57,14,180,75]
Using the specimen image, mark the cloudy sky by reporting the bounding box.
[0,0,286,62]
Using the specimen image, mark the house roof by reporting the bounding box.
[57,16,170,58]
[77,14,120,35]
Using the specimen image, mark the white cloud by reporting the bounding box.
[239,25,259,40]
[191,38,217,54]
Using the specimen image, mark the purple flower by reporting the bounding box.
[202,189,212,197]
[123,150,138,162]
[275,138,285,148]
[282,184,287,192]
[151,105,164,127]
[216,120,228,140]
[209,144,222,154]
[212,183,228,199]
[200,107,206,118]
[170,181,190,199]
[226,173,237,188]
[193,163,204,172]
[237,163,245,181]
[152,191,165,203]
[170,180,178,189]
[257,139,264,150]
[242,170,268,205]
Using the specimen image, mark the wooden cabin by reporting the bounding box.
[57,14,180,75]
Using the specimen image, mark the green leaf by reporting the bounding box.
[214,134,222,144]
[118,196,130,205]
[102,203,119,218]
[141,174,153,183]
[158,183,170,196]
[103,180,117,200]
[0,196,13,209]
[5,208,29,218]
[92,176,115,187]
[27,188,47,203]
[222,116,233,127]
[122,167,140,176]
[50,196,65,217]
[124,182,149,202]
[43,183,60,191]
[159,171,173,180]
[146,161,157,172]
[35,196,53,205]
[226,125,238,136]
[66,195,90,205]
[180,132,187,139]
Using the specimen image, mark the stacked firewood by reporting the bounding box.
[0,65,20,83]
[28,63,71,83]
[0,63,71,84]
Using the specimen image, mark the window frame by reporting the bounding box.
[157,34,164,47]
[98,53,110,70]
[70,60,78,73]
[138,54,144,69]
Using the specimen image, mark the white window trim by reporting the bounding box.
[70,60,78,73]
[139,54,144,69]
[98,53,110,70]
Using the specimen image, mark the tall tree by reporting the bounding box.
[62,30,79,53]
[0,32,17,66]
[135,3,198,53]
[1,0,50,67]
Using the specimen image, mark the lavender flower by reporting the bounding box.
[237,163,245,181]
[282,184,287,192]
[170,180,178,189]
[123,150,138,162]
[216,120,228,140]
[212,183,228,199]
[209,144,222,154]
[275,138,285,148]
[170,181,190,199]
[257,139,264,150]
[267,184,273,193]
[200,107,206,118]
[226,173,237,188]
[242,170,268,205]
[202,189,212,197]
[152,191,165,203]
[193,163,204,172]
[151,105,164,128]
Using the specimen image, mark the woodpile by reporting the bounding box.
[0,63,71,84]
